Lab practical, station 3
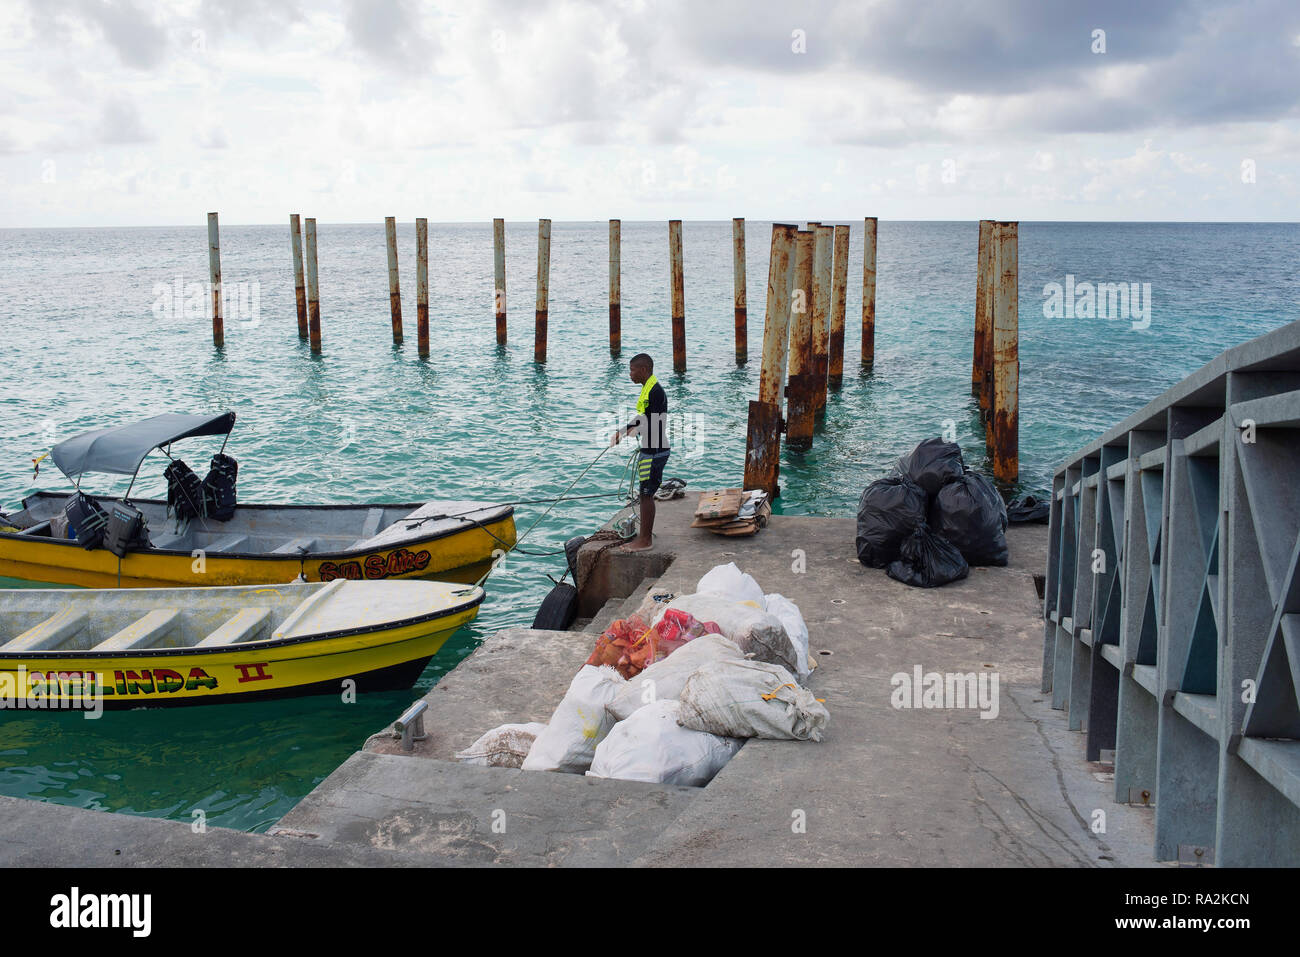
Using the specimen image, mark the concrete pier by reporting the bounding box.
[0,498,1161,867]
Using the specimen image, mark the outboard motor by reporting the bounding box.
[164,459,206,520]
[63,492,108,549]
[203,453,238,521]
[103,501,150,558]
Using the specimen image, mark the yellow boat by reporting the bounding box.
[0,412,516,588]
[0,578,482,708]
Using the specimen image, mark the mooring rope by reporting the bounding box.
[467,444,639,586]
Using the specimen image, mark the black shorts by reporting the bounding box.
[637,450,670,498]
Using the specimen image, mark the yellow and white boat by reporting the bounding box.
[0,578,482,708]
[0,412,516,588]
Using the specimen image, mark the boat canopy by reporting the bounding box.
[50,412,236,480]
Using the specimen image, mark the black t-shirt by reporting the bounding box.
[626,381,669,453]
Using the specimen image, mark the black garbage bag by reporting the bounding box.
[930,470,1009,566]
[892,437,965,496]
[855,476,928,568]
[886,526,969,588]
[1007,494,1050,524]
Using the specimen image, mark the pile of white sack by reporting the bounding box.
[454,563,829,788]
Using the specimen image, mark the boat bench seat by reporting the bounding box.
[5,608,91,652]
[195,607,272,647]
[271,538,316,556]
[94,609,183,652]
[359,508,385,540]
[342,508,391,550]
[207,533,249,553]
[151,531,190,550]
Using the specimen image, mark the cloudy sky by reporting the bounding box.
[2,0,1298,226]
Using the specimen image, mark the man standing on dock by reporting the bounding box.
[610,353,669,551]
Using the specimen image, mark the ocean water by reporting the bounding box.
[0,220,1296,831]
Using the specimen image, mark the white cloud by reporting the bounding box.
[0,0,1297,225]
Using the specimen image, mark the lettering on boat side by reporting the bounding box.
[234,662,273,683]
[106,667,218,696]
[2,667,104,718]
[318,547,432,582]
[21,667,218,697]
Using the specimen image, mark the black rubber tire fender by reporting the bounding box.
[532,582,579,631]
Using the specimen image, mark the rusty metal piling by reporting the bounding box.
[811,224,833,416]
[733,217,747,365]
[416,218,429,358]
[991,221,1019,483]
[534,219,551,363]
[305,217,321,353]
[828,224,850,389]
[669,219,686,373]
[785,229,817,449]
[861,216,878,367]
[385,217,403,345]
[609,219,621,356]
[493,218,507,346]
[743,223,797,497]
[290,214,307,340]
[208,212,223,348]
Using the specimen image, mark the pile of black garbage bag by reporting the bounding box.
[855,437,1009,588]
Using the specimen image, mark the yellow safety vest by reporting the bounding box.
[636,374,659,415]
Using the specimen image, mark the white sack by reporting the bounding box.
[763,592,813,681]
[522,665,625,773]
[454,722,548,769]
[588,699,742,787]
[696,562,766,607]
[605,633,746,722]
[654,593,799,675]
[678,659,830,742]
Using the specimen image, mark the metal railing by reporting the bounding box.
[1042,319,1300,866]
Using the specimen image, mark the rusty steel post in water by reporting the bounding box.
[290,214,307,340]
[208,212,223,348]
[305,217,321,353]
[733,217,747,365]
[669,219,686,374]
[416,218,429,358]
[811,224,833,416]
[861,216,878,367]
[785,229,817,450]
[756,225,796,408]
[745,223,797,498]
[493,218,506,346]
[991,221,1019,483]
[973,219,994,404]
[828,224,850,390]
[609,219,621,356]
[535,219,551,363]
[385,217,403,345]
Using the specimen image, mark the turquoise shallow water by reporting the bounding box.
[0,220,1296,830]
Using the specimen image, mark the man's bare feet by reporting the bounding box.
[622,537,654,552]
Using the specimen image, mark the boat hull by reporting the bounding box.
[0,498,515,589]
[0,604,479,709]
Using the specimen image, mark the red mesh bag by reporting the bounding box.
[586,609,722,680]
